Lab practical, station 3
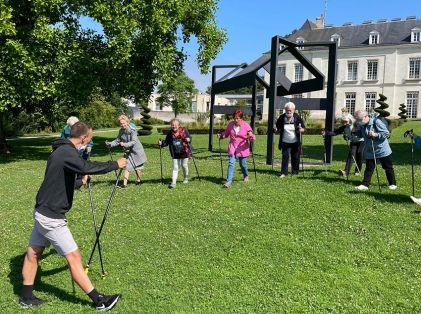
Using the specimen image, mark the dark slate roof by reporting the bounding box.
[287,18,421,47]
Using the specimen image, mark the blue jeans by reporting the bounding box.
[226,156,248,184]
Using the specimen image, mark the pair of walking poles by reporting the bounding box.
[83,147,133,276]
[158,139,201,184]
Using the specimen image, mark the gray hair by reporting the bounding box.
[341,113,354,123]
[354,110,368,120]
[66,116,79,127]
[284,102,295,110]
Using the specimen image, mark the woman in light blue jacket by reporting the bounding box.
[353,110,396,191]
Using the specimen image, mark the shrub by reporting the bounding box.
[256,126,268,135]
[79,96,118,129]
[157,127,224,135]
[148,117,167,125]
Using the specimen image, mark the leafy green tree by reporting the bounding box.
[157,72,198,117]
[0,0,227,153]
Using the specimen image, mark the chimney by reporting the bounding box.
[315,14,325,29]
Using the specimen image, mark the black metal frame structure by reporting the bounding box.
[209,36,337,165]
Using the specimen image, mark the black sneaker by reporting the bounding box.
[95,294,121,311]
[116,182,127,189]
[19,296,46,308]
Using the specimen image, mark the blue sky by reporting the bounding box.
[184,0,421,92]
[81,0,421,92]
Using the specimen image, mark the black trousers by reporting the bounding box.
[362,154,396,187]
[280,142,300,175]
[344,141,364,175]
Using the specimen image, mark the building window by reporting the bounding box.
[369,31,380,45]
[294,63,303,82]
[191,101,197,112]
[347,61,358,81]
[365,92,377,112]
[206,101,210,112]
[367,60,378,80]
[296,37,305,50]
[155,101,161,111]
[331,34,341,46]
[345,92,356,115]
[279,64,286,76]
[409,58,421,79]
[411,28,421,42]
[407,92,419,118]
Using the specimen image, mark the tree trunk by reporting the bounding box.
[0,112,11,154]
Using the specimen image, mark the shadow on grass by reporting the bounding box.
[348,190,413,204]
[8,249,91,306]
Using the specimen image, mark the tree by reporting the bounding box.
[0,0,227,153]
[398,103,407,120]
[157,72,198,117]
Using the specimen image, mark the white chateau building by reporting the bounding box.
[262,15,421,120]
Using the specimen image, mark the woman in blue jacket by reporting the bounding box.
[354,110,396,191]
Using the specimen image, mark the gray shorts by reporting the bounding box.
[29,211,78,256]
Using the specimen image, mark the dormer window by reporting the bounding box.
[369,31,380,45]
[331,34,341,46]
[411,28,421,42]
[296,37,305,50]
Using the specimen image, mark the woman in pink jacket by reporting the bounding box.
[217,110,256,188]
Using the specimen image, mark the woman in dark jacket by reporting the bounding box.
[159,118,192,189]
[275,102,305,177]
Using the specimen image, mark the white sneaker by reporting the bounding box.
[410,196,421,206]
[388,185,397,190]
[183,178,189,184]
[279,174,286,178]
[355,185,369,191]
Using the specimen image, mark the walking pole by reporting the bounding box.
[247,132,257,181]
[411,135,415,197]
[85,149,130,273]
[190,145,201,181]
[299,124,304,177]
[86,177,106,277]
[404,129,415,196]
[218,136,224,180]
[106,144,118,180]
[370,125,381,192]
[159,139,164,184]
[345,138,351,182]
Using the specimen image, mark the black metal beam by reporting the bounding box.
[267,36,280,165]
[324,43,337,163]
[251,81,257,131]
[213,106,253,115]
[208,66,217,151]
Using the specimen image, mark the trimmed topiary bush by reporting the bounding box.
[138,102,153,136]
[375,94,391,125]
[398,103,407,120]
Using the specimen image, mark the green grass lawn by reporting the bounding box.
[1,121,421,313]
